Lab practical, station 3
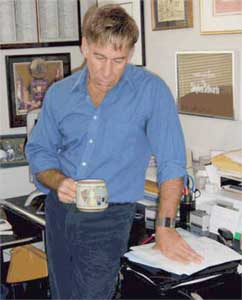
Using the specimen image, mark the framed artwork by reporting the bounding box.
[0,134,27,168]
[176,51,235,120]
[6,53,71,128]
[200,0,242,34]
[0,0,81,49]
[151,0,193,30]
[97,0,146,66]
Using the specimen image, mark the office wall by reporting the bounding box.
[143,0,242,159]
[0,0,241,199]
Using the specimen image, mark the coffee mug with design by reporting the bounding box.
[75,179,108,212]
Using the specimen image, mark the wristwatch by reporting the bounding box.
[156,217,176,228]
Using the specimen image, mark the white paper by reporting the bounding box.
[209,204,241,235]
[145,166,157,182]
[15,0,38,42]
[124,228,242,275]
[38,0,59,41]
[226,150,242,164]
[58,0,79,40]
[0,0,16,43]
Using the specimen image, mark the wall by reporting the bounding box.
[0,0,241,199]
[143,0,242,159]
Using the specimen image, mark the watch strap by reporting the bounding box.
[156,217,176,228]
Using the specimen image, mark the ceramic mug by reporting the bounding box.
[75,179,108,212]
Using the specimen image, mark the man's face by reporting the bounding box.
[82,37,133,93]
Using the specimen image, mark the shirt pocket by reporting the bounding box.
[103,120,136,160]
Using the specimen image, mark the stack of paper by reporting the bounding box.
[0,218,13,235]
[124,228,242,275]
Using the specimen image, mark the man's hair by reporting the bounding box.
[82,4,139,50]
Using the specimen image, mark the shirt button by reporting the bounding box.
[93,115,98,120]
[89,139,94,144]
[82,162,87,166]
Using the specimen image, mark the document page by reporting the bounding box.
[38,0,59,41]
[124,228,242,275]
[58,0,79,41]
[15,0,38,43]
[0,0,16,43]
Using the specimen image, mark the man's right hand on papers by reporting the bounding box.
[153,227,204,264]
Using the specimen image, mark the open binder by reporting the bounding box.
[120,258,241,299]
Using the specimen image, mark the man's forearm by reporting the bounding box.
[157,177,184,219]
[36,169,67,191]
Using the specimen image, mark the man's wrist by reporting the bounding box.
[156,217,176,228]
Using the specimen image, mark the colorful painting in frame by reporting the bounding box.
[6,53,71,128]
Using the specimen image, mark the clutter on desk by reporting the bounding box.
[211,149,242,194]
[190,209,210,236]
[124,228,242,276]
[179,175,197,227]
[0,217,13,235]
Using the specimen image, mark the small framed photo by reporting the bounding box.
[151,0,193,30]
[176,51,235,120]
[97,0,146,66]
[200,0,242,35]
[6,53,71,128]
[0,134,27,168]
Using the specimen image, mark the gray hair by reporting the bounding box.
[82,4,139,50]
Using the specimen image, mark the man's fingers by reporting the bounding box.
[57,178,77,202]
[179,240,204,263]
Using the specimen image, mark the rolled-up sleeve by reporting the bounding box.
[146,78,186,185]
[25,85,62,192]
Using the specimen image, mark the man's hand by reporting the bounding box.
[36,169,77,203]
[57,177,77,203]
[153,227,203,264]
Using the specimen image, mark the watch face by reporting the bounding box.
[156,217,176,228]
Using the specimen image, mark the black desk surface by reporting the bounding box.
[0,195,44,249]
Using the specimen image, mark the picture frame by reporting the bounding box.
[0,134,28,168]
[176,51,235,120]
[6,53,71,128]
[151,0,193,30]
[200,0,242,34]
[97,0,146,66]
[0,0,81,49]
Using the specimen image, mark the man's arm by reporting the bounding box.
[36,169,77,203]
[154,177,203,264]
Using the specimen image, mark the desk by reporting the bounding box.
[0,196,241,300]
[0,196,46,287]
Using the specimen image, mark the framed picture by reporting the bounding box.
[176,51,235,120]
[0,0,81,49]
[6,53,71,128]
[200,0,242,34]
[97,0,146,66]
[151,0,193,30]
[0,134,27,168]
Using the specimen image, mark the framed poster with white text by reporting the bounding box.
[176,51,235,120]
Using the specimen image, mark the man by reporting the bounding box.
[26,4,202,299]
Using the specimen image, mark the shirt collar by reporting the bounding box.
[70,63,136,94]
[71,66,88,93]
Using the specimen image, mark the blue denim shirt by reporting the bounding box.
[25,64,186,203]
